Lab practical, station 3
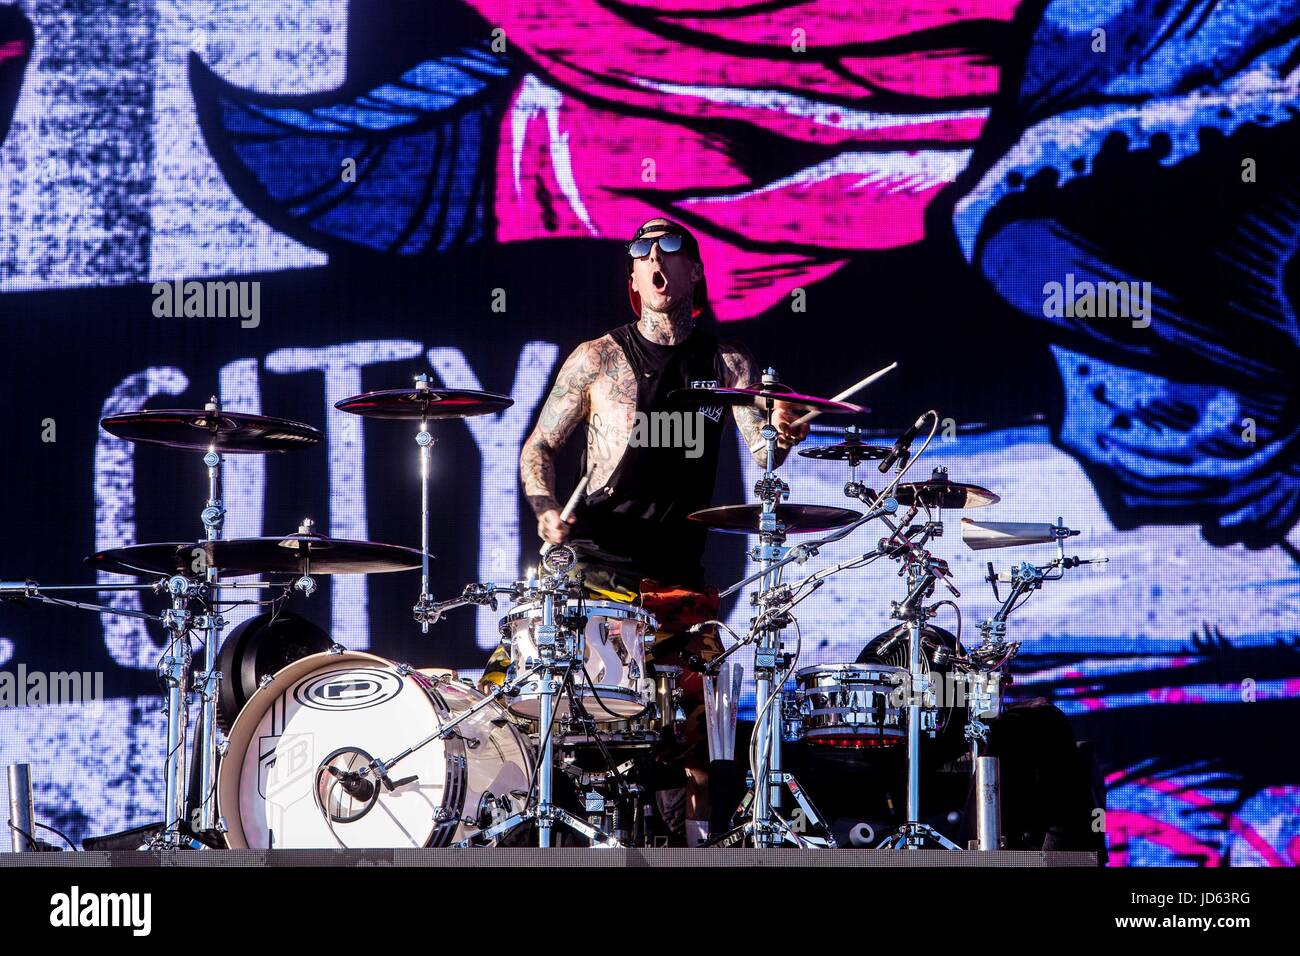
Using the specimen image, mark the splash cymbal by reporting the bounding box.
[798,437,892,465]
[688,503,862,534]
[893,475,999,510]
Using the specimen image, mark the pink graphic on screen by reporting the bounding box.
[469,0,1020,320]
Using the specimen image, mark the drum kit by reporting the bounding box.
[2,365,1106,851]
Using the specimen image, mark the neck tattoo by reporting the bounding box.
[638,298,695,345]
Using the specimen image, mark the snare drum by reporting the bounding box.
[793,663,937,749]
[553,662,684,757]
[500,599,657,722]
[218,650,534,848]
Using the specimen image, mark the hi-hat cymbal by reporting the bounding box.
[798,437,892,465]
[688,503,862,534]
[100,409,322,453]
[893,476,999,510]
[669,384,865,416]
[88,534,426,577]
[335,386,513,420]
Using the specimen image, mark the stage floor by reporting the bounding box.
[0,848,1098,867]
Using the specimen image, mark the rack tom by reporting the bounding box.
[499,599,657,722]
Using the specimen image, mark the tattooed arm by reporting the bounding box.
[720,342,808,468]
[521,340,601,542]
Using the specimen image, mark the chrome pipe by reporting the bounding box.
[7,764,35,851]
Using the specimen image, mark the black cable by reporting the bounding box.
[1008,587,1036,617]
[575,666,627,718]
[6,819,38,851]
[566,594,625,720]
[576,666,634,799]
[36,820,78,851]
[931,599,962,647]
[523,669,570,810]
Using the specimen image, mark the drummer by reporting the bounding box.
[480,217,809,845]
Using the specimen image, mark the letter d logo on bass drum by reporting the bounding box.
[295,668,403,711]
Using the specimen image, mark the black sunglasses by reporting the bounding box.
[626,233,693,259]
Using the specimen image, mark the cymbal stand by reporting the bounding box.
[157,574,205,846]
[706,368,845,848]
[704,497,898,677]
[960,520,1106,848]
[969,519,1107,750]
[877,551,963,849]
[194,397,226,839]
[410,374,438,634]
[0,575,283,848]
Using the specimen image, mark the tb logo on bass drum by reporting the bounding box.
[295,668,403,711]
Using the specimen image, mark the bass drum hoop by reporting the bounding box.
[217,650,465,850]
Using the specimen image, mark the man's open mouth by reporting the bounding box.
[651,270,667,290]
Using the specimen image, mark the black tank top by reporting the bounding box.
[569,323,728,587]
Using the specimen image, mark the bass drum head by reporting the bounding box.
[219,651,461,849]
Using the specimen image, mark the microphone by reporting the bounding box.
[327,766,376,802]
[1063,553,1109,570]
[985,561,1000,601]
[878,412,932,474]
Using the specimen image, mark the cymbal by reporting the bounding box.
[668,384,865,416]
[88,534,426,577]
[798,437,892,465]
[100,409,322,453]
[688,503,862,535]
[335,386,513,420]
[893,476,1000,509]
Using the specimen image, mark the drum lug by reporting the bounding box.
[257,673,274,689]
[327,643,345,655]
[395,662,412,676]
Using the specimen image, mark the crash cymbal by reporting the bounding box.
[668,384,865,416]
[100,409,322,453]
[798,437,891,465]
[893,472,1000,510]
[335,385,513,420]
[688,503,862,534]
[88,533,426,577]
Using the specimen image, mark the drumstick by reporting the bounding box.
[789,361,898,428]
[540,475,589,555]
